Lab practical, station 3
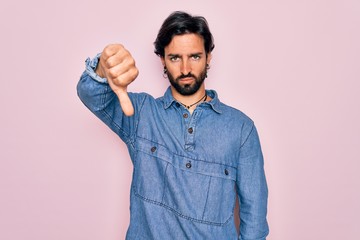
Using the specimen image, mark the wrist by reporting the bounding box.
[95,64,105,78]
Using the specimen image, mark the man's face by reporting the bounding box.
[161,33,212,96]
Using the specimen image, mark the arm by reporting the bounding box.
[77,44,142,143]
[236,123,269,240]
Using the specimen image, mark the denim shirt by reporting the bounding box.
[77,55,269,240]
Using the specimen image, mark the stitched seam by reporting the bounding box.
[131,93,147,142]
[133,190,233,227]
[101,109,129,139]
[161,162,169,203]
[201,176,212,220]
[240,122,254,148]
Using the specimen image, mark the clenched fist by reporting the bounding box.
[96,44,139,116]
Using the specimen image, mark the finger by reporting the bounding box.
[106,56,136,80]
[106,64,126,79]
[102,44,124,59]
[113,66,139,88]
[104,49,127,69]
[115,88,134,116]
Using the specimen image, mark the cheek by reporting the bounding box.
[166,65,180,76]
[193,63,207,73]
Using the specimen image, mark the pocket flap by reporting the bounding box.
[135,138,236,181]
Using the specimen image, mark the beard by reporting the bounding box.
[167,66,207,96]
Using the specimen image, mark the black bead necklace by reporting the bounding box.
[179,93,207,109]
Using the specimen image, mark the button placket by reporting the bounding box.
[183,110,201,151]
[188,127,193,134]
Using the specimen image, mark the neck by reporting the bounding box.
[171,85,211,113]
[171,85,206,106]
[179,93,207,110]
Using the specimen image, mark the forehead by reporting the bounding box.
[165,33,205,54]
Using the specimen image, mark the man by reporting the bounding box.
[77,11,269,240]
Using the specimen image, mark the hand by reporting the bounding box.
[96,44,139,116]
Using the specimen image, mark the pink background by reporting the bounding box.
[1,0,359,239]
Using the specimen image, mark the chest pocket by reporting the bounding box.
[133,138,237,226]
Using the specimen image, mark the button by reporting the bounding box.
[151,146,157,153]
[183,113,188,118]
[188,127,193,134]
[224,169,229,175]
[186,162,192,168]
[175,103,180,107]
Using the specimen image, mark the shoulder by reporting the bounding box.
[220,102,253,123]
[207,90,251,121]
[206,89,255,129]
[220,102,254,130]
[209,91,253,126]
[209,93,257,144]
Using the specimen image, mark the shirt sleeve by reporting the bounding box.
[76,54,146,144]
[237,122,269,240]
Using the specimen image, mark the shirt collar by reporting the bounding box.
[162,87,222,114]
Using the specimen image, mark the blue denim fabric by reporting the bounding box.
[77,55,269,240]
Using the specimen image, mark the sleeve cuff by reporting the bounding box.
[84,53,108,83]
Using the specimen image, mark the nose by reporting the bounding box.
[180,59,191,75]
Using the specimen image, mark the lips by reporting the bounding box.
[178,77,195,83]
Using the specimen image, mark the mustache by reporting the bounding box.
[176,73,196,81]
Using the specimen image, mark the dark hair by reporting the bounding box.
[154,11,215,57]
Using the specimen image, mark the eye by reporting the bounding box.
[191,55,201,60]
[170,56,180,62]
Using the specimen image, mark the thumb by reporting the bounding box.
[115,88,134,116]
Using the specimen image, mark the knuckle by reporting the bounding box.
[128,57,136,66]
[102,45,113,57]
[115,44,125,54]
[105,58,113,68]
[103,43,124,57]
[108,68,117,78]
[130,67,139,78]
[114,76,124,86]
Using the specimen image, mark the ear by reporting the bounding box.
[160,57,165,67]
[206,53,212,64]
